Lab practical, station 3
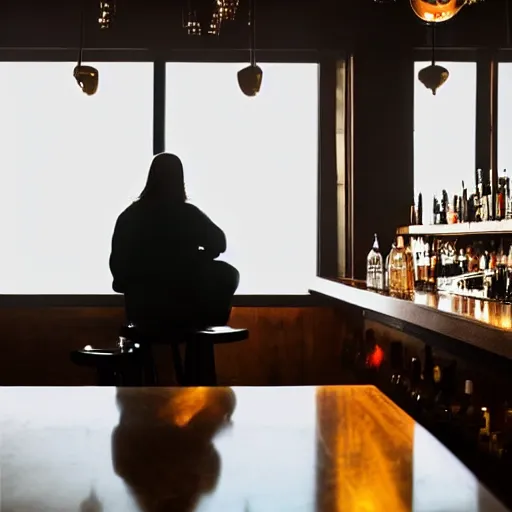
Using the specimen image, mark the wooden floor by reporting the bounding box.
[0,304,362,386]
[1,385,507,512]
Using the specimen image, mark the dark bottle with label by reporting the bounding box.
[423,345,435,396]
[458,248,468,274]
[461,181,468,223]
[409,357,423,412]
[433,196,440,225]
[417,193,423,225]
[440,190,449,225]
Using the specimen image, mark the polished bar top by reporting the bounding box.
[0,386,508,512]
[310,277,512,360]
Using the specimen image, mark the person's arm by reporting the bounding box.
[109,215,129,293]
[188,204,227,259]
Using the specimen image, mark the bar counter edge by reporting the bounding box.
[309,277,512,362]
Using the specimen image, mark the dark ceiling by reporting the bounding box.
[1,0,509,52]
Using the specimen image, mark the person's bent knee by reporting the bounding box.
[212,261,240,290]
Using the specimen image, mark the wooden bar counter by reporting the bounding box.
[310,278,512,361]
[0,385,508,511]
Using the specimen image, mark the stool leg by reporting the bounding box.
[139,345,158,386]
[184,340,217,386]
[97,368,117,386]
[171,342,185,385]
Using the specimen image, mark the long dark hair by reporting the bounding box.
[138,153,187,203]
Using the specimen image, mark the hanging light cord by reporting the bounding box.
[77,3,85,66]
[431,23,436,65]
[506,0,511,48]
[249,0,256,66]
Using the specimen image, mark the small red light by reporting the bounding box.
[366,344,384,369]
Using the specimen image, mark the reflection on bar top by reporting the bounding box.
[339,279,512,332]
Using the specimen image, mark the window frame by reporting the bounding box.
[414,49,512,224]
[0,48,340,307]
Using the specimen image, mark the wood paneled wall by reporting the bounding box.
[0,304,363,386]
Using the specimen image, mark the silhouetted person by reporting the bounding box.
[110,153,239,330]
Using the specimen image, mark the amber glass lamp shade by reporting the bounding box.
[73,65,99,96]
[410,0,468,23]
[418,64,449,95]
[237,64,263,97]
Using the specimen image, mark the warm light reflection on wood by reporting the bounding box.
[155,387,237,428]
[164,387,211,427]
[316,386,414,512]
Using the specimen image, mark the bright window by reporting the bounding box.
[414,61,476,224]
[165,62,319,294]
[0,62,153,294]
[498,63,512,176]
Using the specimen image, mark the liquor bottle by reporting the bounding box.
[461,181,469,223]
[448,195,459,224]
[384,243,395,291]
[405,243,415,297]
[507,245,512,300]
[489,173,495,221]
[433,196,440,225]
[389,237,414,299]
[497,169,506,220]
[409,357,423,412]
[389,241,403,297]
[417,192,423,225]
[423,241,431,286]
[456,380,486,447]
[415,238,429,289]
[440,190,449,225]
[389,341,408,405]
[504,169,512,220]
[423,345,435,394]
[494,245,507,300]
[458,248,468,274]
[366,234,384,290]
[475,168,483,222]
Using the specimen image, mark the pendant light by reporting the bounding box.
[237,0,262,97]
[418,24,449,95]
[74,3,99,96]
[409,0,482,24]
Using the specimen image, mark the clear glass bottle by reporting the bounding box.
[389,238,405,296]
[366,234,384,290]
[389,236,414,298]
[384,243,395,291]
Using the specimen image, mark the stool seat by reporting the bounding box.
[121,323,248,386]
[71,324,249,387]
[120,324,248,345]
[70,345,145,386]
[71,347,139,366]
[184,326,249,344]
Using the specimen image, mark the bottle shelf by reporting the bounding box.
[397,220,512,237]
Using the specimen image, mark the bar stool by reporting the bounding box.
[71,324,248,386]
[121,323,249,386]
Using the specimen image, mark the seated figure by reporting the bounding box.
[109,153,239,331]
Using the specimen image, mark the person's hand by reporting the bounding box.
[198,247,220,260]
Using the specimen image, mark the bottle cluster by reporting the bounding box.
[412,168,512,227]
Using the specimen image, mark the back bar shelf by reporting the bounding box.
[397,220,512,237]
